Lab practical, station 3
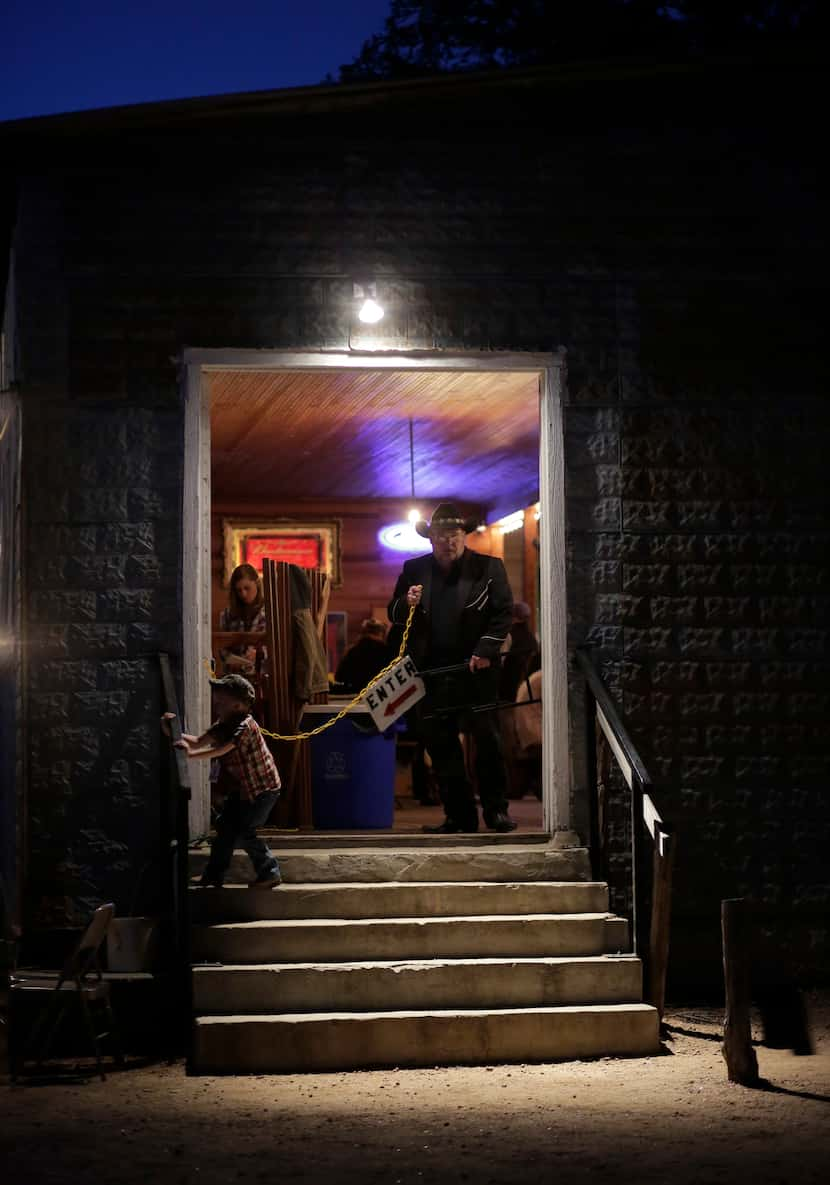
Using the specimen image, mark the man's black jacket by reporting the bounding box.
[387,548,513,668]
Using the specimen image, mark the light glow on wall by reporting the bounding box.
[378,522,432,553]
[495,509,525,535]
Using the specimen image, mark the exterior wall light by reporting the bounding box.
[354,282,384,324]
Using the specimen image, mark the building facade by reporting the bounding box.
[2,55,828,987]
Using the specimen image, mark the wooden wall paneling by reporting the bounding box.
[523,504,540,631]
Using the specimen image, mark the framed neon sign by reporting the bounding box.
[223,518,342,587]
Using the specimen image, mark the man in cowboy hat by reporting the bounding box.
[387,502,517,833]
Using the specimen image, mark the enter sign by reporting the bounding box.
[363,656,426,730]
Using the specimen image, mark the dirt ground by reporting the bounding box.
[3,995,829,1185]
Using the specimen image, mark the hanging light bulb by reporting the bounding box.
[378,420,428,553]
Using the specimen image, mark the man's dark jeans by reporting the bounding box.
[420,668,509,827]
[203,789,280,884]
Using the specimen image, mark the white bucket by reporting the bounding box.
[106,916,159,972]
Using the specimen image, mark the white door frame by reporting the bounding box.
[182,348,570,841]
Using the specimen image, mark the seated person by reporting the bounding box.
[499,600,541,702]
[218,563,266,675]
[335,618,389,693]
[513,668,543,800]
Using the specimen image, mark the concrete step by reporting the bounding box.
[192,1003,660,1072]
[193,954,643,1014]
[191,912,615,964]
[188,844,591,885]
[188,880,610,923]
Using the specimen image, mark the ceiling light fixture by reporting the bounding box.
[354,281,384,324]
[378,418,430,553]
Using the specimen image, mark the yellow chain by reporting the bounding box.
[207,604,416,743]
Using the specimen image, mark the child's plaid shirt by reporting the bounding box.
[210,713,281,802]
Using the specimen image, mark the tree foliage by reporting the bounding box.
[336,1,829,82]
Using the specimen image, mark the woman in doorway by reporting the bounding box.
[219,563,266,675]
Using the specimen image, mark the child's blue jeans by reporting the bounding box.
[203,789,280,884]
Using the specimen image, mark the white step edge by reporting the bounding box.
[191,912,613,963]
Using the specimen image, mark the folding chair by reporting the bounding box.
[9,902,124,1081]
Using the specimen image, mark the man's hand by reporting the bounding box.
[174,738,192,753]
[160,712,176,737]
[469,655,491,672]
[406,584,423,607]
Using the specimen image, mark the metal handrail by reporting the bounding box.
[575,646,675,1022]
[575,650,652,790]
[158,653,193,1063]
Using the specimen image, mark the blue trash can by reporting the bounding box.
[302,706,396,829]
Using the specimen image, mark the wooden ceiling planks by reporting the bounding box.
[208,368,540,508]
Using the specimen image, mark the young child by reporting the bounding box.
[162,673,282,889]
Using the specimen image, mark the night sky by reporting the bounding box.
[1,0,392,123]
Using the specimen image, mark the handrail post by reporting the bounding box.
[584,679,600,880]
[648,828,675,1023]
[631,773,650,967]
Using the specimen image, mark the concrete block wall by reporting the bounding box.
[21,401,182,925]
[8,62,829,981]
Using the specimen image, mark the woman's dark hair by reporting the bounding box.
[228,563,264,624]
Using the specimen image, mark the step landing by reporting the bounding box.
[188,843,591,884]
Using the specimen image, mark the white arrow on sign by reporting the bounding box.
[363,655,426,730]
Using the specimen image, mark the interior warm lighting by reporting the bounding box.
[495,509,525,535]
[407,507,421,524]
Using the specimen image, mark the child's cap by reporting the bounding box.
[209,673,256,705]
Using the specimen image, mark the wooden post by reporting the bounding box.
[721,898,760,1086]
[522,505,538,630]
[648,830,675,1022]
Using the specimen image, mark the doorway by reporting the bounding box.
[182,351,569,841]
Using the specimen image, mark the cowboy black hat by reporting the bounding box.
[414,502,480,539]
